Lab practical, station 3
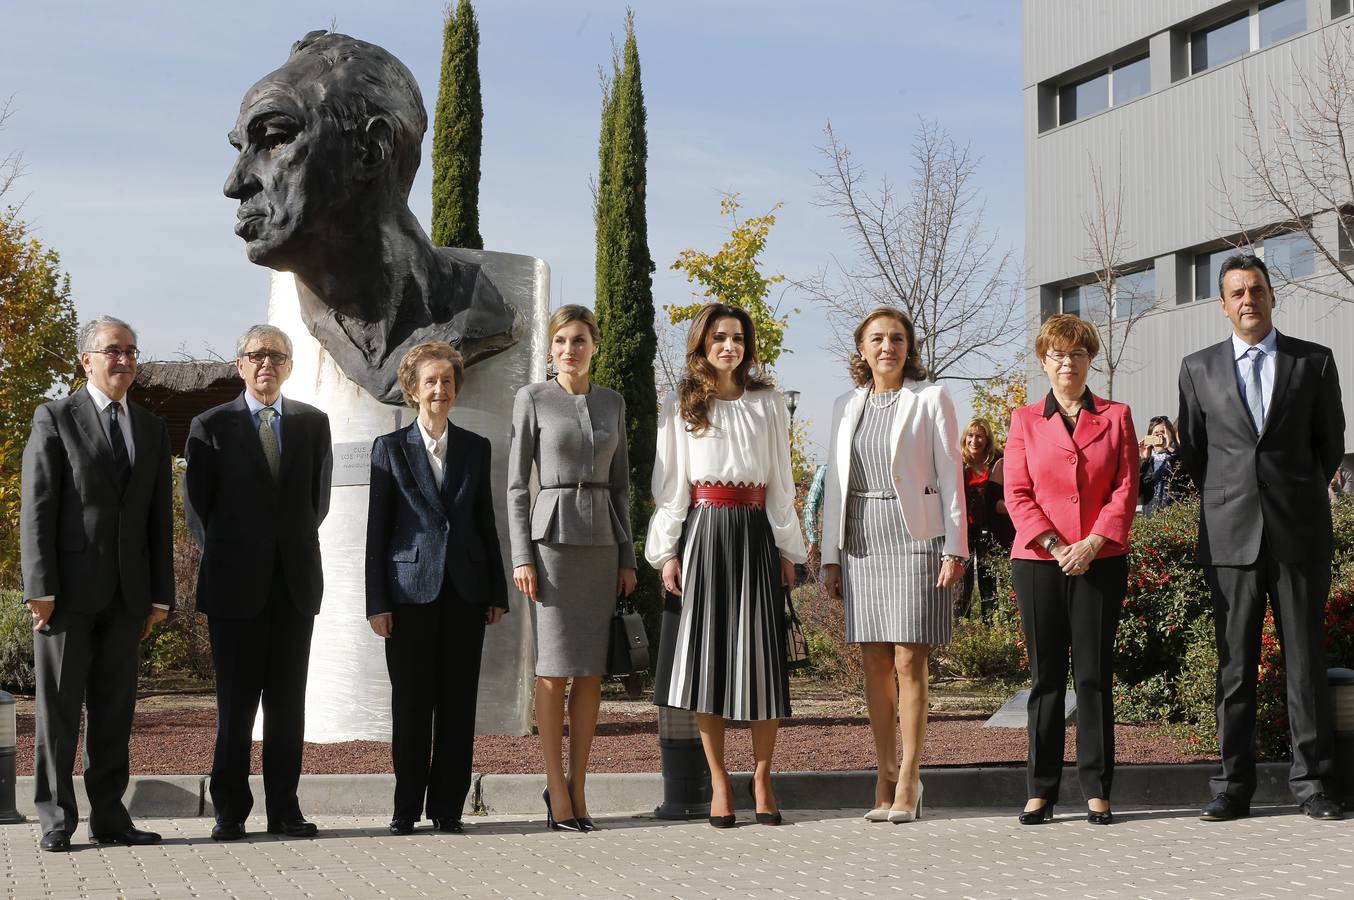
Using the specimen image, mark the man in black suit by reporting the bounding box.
[185,324,332,840]
[1177,253,1346,822]
[20,315,174,852]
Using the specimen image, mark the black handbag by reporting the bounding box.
[784,587,812,672]
[606,599,650,675]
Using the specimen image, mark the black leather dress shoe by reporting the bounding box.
[1299,793,1345,820]
[40,832,71,852]
[431,818,464,833]
[388,818,415,835]
[266,818,318,837]
[90,827,161,846]
[211,821,247,841]
[1199,793,1249,821]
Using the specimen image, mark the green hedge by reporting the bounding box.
[0,589,35,693]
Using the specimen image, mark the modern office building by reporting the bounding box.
[1024,0,1354,461]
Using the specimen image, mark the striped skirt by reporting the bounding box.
[842,494,956,645]
[652,503,790,721]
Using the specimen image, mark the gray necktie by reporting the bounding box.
[257,407,281,480]
[1244,347,1266,431]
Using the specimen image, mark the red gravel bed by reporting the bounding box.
[13,707,1213,776]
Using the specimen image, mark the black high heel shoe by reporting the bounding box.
[1086,804,1113,825]
[1018,801,1055,825]
[747,779,783,826]
[543,788,584,832]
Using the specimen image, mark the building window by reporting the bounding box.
[1060,285,1083,317]
[1059,72,1110,125]
[1336,1,1352,21]
[1112,55,1151,105]
[1195,247,1242,300]
[1114,268,1157,319]
[1263,230,1315,281]
[1259,0,1306,48]
[1339,209,1354,265]
[1192,13,1250,73]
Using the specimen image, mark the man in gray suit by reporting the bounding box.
[20,315,175,851]
[1177,254,1345,822]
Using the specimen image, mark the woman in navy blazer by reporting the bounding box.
[365,341,508,836]
[1003,315,1137,827]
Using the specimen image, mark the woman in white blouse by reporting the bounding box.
[647,302,807,829]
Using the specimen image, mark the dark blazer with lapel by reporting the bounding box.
[20,386,175,615]
[1177,331,1345,567]
[184,392,333,618]
[364,421,509,618]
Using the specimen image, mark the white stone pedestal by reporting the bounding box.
[260,253,548,741]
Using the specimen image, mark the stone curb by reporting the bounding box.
[10,763,1296,820]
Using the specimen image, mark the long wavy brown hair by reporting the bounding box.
[677,303,774,434]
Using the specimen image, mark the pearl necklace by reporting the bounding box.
[868,387,901,409]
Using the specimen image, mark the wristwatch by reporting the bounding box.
[1043,535,1061,554]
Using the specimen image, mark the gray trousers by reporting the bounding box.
[32,601,143,836]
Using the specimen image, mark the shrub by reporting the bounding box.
[939,595,1026,682]
[0,588,35,694]
[793,581,862,694]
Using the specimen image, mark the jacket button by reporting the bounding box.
[1067,455,1076,464]
[1070,496,1079,504]
[1258,480,1268,489]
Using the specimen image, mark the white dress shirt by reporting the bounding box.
[1231,327,1277,417]
[86,382,135,465]
[418,417,448,490]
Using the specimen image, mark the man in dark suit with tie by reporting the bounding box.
[185,324,332,840]
[1177,253,1346,822]
[20,315,174,852]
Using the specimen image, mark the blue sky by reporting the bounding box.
[2,0,1023,459]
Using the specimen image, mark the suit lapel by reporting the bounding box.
[1036,405,1077,453]
[231,394,274,482]
[126,402,159,493]
[1211,340,1255,434]
[442,424,470,512]
[1071,395,1110,449]
[886,382,920,473]
[278,405,298,481]
[836,389,867,496]
[402,423,445,515]
[1260,332,1294,441]
[68,388,120,491]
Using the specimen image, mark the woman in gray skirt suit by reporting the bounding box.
[508,305,636,833]
[821,307,968,824]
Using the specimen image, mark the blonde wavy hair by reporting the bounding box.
[677,303,773,434]
[962,417,1001,470]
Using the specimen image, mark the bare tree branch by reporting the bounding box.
[799,119,1021,381]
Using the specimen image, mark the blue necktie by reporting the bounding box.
[1244,347,1266,431]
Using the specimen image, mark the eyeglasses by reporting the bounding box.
[89,346,140,361]
[1045,350,1090,364]
[242,350,291,366]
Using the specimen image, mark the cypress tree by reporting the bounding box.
[592,9,658,588]
[431,0,483,249]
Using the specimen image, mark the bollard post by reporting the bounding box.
[0,691,24,824]
[1328,668,1354,811]
[654,707,710,819]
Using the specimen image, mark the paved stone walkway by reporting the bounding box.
[2,807,1350,898]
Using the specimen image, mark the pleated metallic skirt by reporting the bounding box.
[653,504,790,721]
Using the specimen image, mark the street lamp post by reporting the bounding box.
[785,389,800,423]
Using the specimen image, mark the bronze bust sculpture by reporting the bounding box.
[224,31,516,404]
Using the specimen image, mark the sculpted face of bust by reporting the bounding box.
[222,31,516,405]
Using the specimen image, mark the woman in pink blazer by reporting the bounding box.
[1003,314,1137,827]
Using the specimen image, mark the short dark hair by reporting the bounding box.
[1217,252,1271,297]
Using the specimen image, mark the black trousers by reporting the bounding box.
[1207,549,1335,803]
[386,592,487,822]
[207,564,315,824]
[1013,555,1127,803]
[960,528,1002,618]
[32,595,143,836]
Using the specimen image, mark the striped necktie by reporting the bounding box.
[1243,347,1266,431]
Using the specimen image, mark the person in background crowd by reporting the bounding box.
[1138,415,1190,516]
[1177,253,1345,823]
[647,302,807,829]
[186,324,332,842]
[1004,314,1137,827]
[821,307,967,824]
[21,315,174,853]
[365,342,508,836]
[508,305,636,833]
[960,417,1014,618]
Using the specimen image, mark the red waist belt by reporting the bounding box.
[691,481,766,509]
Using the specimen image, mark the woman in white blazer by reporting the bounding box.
[821,306,968,823]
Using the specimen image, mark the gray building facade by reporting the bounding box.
[1024,0,1354,457]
